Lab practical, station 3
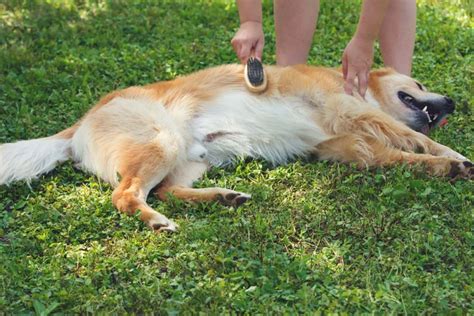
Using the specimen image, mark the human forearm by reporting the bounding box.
[342,0,391,96]
[232,0,264,62]
[236,0,262,24]
[355,0,390,42]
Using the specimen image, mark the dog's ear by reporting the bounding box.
[367,68,398,103]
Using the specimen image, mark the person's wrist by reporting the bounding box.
[240,20,262,28]
[353,30,376,46]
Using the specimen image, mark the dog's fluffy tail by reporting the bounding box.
[0,135,72,185]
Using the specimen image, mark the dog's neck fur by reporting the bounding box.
[341,72,381,109]
[364,89,381,108]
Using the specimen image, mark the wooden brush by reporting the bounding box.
[244,57,267,93]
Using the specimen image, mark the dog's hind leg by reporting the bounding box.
[155,161,251,208]
[111,142,180,233]
[316,135,473,179]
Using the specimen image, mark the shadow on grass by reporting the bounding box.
[0,1,473,313]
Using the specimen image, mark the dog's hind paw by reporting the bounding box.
[148,215,178,233]
[217,191,251,208]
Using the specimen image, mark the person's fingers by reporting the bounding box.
[230,36,237,47]
[254,38,264,61]
[238,48,247,64]
[358,71,369,98]
[239,42,252,64]
[231,38,243,61]
[344,70,356,95]
[342,53,348,80]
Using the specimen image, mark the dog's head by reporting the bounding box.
[368,68,455,134]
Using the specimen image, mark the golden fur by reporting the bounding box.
[1,64,472,232]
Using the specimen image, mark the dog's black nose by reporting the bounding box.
[444,97,455,113]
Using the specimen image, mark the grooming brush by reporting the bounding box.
[244,57,267,93]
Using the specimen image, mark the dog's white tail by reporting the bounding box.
[0,136,71,185]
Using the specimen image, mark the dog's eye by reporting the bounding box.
[415,82,423,90]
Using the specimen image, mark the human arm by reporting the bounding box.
[342,0,390,97]
[231,0,264,63]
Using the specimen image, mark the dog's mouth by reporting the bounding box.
[398,91,451,134]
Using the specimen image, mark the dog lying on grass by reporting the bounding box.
[0,64,472,232]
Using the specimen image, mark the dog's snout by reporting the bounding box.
[444,97,455,113]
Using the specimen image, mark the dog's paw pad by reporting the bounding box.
[234,195,250,208]
[448,160,473,180]
[152,223,167,230]
[217,192,251,208]
[149,219,178,233]
[224,193,239,200]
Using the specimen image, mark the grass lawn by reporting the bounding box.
[0,0,473,314]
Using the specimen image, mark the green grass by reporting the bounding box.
[0,0,473,314]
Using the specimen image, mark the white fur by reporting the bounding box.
[168,161,209,187]
[191,90,329,166]
[364,90,381,108]
[72,96,190,186]
[187,142,208,162]
[0,137,71,185]
[437,144,467,161]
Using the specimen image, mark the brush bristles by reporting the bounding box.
[244,57,267,93]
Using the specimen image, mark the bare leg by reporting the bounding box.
[274,0,319,66]
[379,0,416,75]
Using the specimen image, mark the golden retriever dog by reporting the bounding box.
[0,64,472,232]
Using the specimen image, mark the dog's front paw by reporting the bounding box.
[217,191,251,208]
[448,160,473,181]
[438,146,467,161]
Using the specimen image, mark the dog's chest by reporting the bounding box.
[190,90,328,166]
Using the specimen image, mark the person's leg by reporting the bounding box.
[274,0,319,66]
[378,0,416,75]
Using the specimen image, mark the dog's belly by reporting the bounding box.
[191,90,328,166]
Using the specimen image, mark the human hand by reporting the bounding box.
[342,35,374,98]
[231,21,264,63]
